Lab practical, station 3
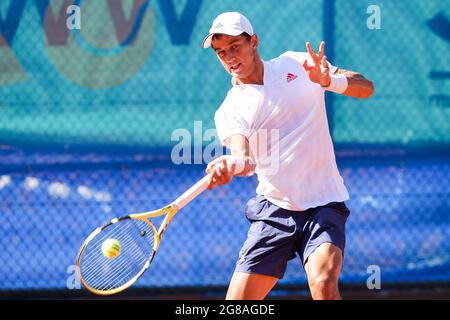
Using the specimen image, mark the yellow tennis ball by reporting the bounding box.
[101,239,121,259]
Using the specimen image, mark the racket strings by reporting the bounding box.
[83,221,152,288]
[81,222,146,277]
[82,231,147,289]
[82,234,145,287]
[86,232,150,289]
[81,222,136,273]
[82,221,152,290]
[79,219,155,292]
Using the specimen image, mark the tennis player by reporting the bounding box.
[203,12,374,300]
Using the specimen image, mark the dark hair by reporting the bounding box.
[241,32,252,41]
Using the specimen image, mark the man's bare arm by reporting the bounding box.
[302,41,375,99]
[335,68,374,99]
[227,134,256,177]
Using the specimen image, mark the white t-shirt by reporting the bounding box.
[214,51,349,211]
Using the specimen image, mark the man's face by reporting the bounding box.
[211,34,258,79]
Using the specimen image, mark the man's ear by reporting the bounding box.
[250,34,258,50]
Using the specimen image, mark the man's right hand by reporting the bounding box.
[206,134,254,190]
[205,156,235,190]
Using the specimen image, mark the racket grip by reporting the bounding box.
[171,174,211,210]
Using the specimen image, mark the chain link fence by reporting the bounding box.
[0,0,449,296]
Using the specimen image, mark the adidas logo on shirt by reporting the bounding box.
[286,73,298,82]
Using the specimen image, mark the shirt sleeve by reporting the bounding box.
[281,51,339,74]
[214,98,250,147]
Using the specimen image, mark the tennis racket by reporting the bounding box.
[75,174,211,295]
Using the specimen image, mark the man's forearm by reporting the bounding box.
[336,69,374,99]
[227,134,256,177]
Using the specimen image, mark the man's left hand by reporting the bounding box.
[302,41,331,87]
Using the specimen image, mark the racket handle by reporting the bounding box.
[171,174,211,210]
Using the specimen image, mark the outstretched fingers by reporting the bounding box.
[318,41,325,60]
[306,42,319,62]
[306,41,326,63]
[321,55,329,69]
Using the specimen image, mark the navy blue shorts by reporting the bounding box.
[235,195,350,279]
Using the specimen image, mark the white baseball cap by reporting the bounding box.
[202,12,254,49]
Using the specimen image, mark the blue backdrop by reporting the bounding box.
[0,0,449,294]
